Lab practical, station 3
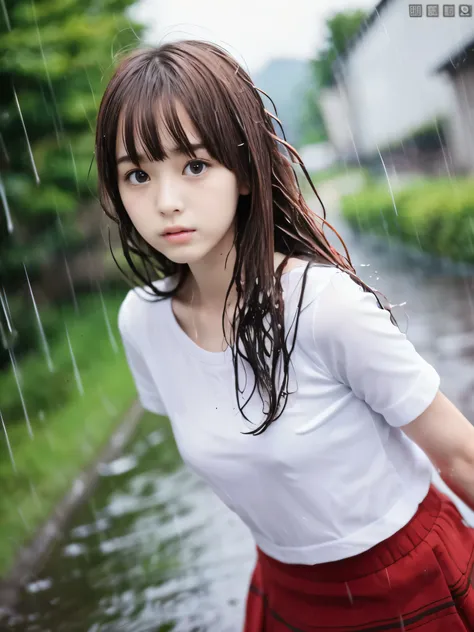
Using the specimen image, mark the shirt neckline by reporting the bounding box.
[165,265,308,365]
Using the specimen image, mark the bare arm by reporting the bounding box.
[402,390,474,511]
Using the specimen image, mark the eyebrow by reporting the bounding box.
[116,143,207,165]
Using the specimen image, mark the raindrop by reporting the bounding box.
[0,409,17,472]
[62,251,78,313]
[0,0,10,31]
[345,581,354,605]
[0,287,17,349]
[376,146,398,216]
[65,324,84,396]
[84,67,97,109]
[96,281,118,353]
[12,87,40,184]
[39,84,60,143]
[80,102,94,133]
[6,343,32,437]
[0,173,13,233]
[373,6,390,42]
[390,301,407,309]
[68,142,79,195]
[31,0,63,136]
[0,132,9,163]
[24,263,54,372]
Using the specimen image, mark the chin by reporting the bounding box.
[161,248,208,266]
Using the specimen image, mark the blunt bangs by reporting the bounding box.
[110,50,247,175]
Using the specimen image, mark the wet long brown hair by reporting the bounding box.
[95,40,388,435]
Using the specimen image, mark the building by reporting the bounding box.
[320,0,474,174]
[434,35,474,174]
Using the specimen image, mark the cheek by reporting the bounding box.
[206,175,240,221]
[118,186,147,224]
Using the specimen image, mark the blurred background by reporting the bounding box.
[0,0,473,629]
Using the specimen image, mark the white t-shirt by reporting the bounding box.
[118,264,440,564]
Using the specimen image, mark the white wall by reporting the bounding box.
[338,0,474,156]
[448,65,474,171]
[319,86,355,158]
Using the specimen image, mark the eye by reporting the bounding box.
[184,160,208,176]
[126,170,149,185]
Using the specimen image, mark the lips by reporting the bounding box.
[162,226,195,236]
[161,227,196,244]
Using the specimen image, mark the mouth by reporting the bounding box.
[161,228,196,243]
[162,229,194,235]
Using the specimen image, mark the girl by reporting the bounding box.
[95,40,474,631]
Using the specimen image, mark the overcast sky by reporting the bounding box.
[134,0,377,74]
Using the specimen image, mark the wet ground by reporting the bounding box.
[2,180,474,631]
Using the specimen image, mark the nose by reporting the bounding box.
[154,175,184,216]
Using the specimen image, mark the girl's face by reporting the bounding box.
[116,102,249,266]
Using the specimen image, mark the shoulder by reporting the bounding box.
[285,264,384,338]
[283,262,343,311]
[308,269,396,350]
[118,276,175,341]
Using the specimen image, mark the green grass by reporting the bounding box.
[0,290,138,576]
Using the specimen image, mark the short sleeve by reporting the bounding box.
[311,271,440,427]
[118,291,167,416]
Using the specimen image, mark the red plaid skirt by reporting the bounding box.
[244,485,474,631]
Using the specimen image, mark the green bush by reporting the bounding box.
[341,178,474,263]
[0,291,125,423]
[0,291,137,576]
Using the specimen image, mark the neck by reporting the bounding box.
[185,230,238,312]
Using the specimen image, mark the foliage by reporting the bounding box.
[311,10,368,89]
[0,0,143,368]
[0,291,140,576]
[341,178,474,263]
[0,289,127,421]
[298,9,368,150]
[297,87,327,146]
[378,117,448,155]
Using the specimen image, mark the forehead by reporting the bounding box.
[115,100,201,157]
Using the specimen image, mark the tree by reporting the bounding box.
[298,9,368,149]
[298,88,328,146]
[0,0,143,368]
[312,9,368,89]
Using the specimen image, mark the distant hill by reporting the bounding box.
[252,58,311,148]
